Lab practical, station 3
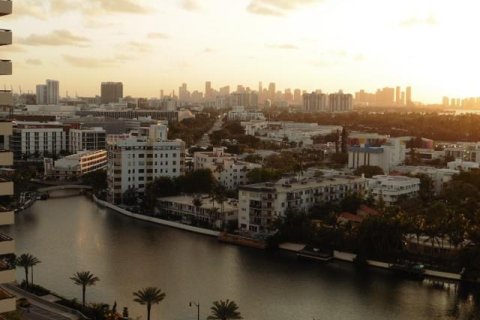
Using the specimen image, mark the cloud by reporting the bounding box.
[63,55,117,68]
[9,0,47,20]
[25,59,42,66]
[247,0,322,16]
[181,0,201,11]
[266,43,298,49]
[400,15,437,27]
[147,32,169,39]
[125,41,154,53]
[49,0,78,14]
[91,0,150,14]
[19,30,90,46]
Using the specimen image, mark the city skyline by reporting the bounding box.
[4,0,480,103]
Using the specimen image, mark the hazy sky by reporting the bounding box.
[3,0,480,103]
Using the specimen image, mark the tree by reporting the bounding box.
[15,253,39,289]
[81,170,108,193]
[207,300,242,320]
[133,287,166,320]
[246,168,282,184]
[30,256,41,287]
[192,196,203,222]
[70,271,100,307]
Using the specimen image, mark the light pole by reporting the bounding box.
[189,301,200,320]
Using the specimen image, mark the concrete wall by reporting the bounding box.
[93,196,220,237]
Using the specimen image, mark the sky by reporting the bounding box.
[2,0,480,103]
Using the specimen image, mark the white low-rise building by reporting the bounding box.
[194,147,261,189]
[228,106,265,121]
[392,166,458,195]
[69,127,106,153]
[157,194,238,229]
[238,175,367,234]
[44,150,107,179]
[107,124,185,204]
[447,159,480,171]
[367,175,420,206]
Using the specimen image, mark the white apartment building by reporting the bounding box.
[157,194,238,229]
[447,159,480,171]
[194,147,261,189]
[0,1,18,312]
[107,124,185,204]
[303,91,353,113]
[44,150,107,180]
[392,166,458,195]
[444,142,480,163]
[367,175,420,206]
[10,122,67,159]
[228,106,265,121]
[69,127,106,153]
[238,175,367,234]
[348,137,406,173]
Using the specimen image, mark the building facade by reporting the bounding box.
[0,1,17,313]
[107,124,186,204]
[44,150,107,180]
[69,127,106,153]
[194,147,261,189]
[101,82,123,104]
[238,175,367,234]
[46,79,59,105]
[10,122,67,159]
[367,175,420,206]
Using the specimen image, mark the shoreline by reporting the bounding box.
[92,195,462,283]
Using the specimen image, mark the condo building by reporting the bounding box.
[238,175,367,234]
[107,124,185,204]
[69,127,106,153]
[0,1,17,313]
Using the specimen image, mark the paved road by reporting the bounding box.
[20,304,71,320]
[196,116,223,147]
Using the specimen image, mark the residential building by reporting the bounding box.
[46,79,59,105]
[444,142,480,163]
[228,106,265,121]
[35,84,47,105]
[447,159,480,171]
[303,92,328,112]
[69,127,106,153]
[10,122,67,159]
[329,91,353,112]
[101,82,123,104]
[157,194,238,228]
[107,124,185,204]
[392,166,458,195]
[238,175,367,233]
[0,1,17,313]
[194,147,261,189]
[367,175,420,206]
[44,150,107,180]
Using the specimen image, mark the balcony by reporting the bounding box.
[0,30,11,46]
[0,60,11,75]
[0,234,13,256]
[0,90,11,107]
[0,254,14,283]
[0,288,15,314]
[0,151,11,166]
[0,179,12,196]
[0,121,11,136]
[0,206,13,226]
[0,1,12,16]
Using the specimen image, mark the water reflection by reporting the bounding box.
[3,195,480,320]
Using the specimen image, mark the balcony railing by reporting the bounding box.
[0,30,11,46]
[0,151,12,166]
[0,60,11,75]
[0,1,12,16]
[0,205,13,226]
[0,178,12,196]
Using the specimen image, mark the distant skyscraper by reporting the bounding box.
[395,86,401,105]
[406,86,412,105]
[329,91,353,112]
[442,96,450,107]
[36,84,47,104]
[268,82,275,101]
[178,83,190,103]
[101,82,123,104]
[46,79,59,105]
[303,92,328,112]
[205,81,212,100]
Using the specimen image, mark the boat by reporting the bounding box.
[296,247,333,262]
[390,262,425,280]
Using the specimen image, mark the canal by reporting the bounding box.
[2,194,479,320]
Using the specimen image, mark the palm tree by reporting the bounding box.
[207,300,243,320]
[30,256,41,287]
[192,196,203,223]
[133,287,166,320]
[70,271,100,307]
[15,253,39,288]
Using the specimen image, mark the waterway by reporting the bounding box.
[2,193,479,320]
